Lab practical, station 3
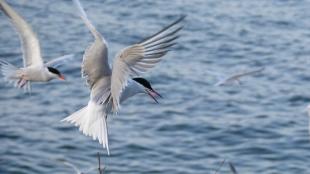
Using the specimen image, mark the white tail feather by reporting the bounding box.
[0,59,17,81]
[62,101,110,154]
[0,59,31,92]
[0,60,31,92]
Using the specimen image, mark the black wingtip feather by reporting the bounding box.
[145,42,176,52]
[139,15,185,44]
[142,26,183,47]
[144,35,180,50]
[145,51,168,58]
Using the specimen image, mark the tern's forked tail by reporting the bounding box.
[0,59,17,81]
[0,59,31,92]
[61,101,110,155]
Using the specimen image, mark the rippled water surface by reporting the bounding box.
[1,0,310,173]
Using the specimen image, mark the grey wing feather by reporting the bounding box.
[73,0,111,88]
[82,40,111,88]
[0,0,43,67]
[45,54,74,68]
[72,0,103,40]
[228,67,264,80]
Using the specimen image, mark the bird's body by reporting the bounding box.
[214,67,264,86]
[0,0,72,91]
[13,66,53,82]
[63,0,183,154]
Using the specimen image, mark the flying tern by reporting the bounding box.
[213,67,264,86]
[62,161,104,174]
[62,0,184,154]
[0,0,73,92]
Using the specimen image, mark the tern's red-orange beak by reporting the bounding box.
[59,75,65,80]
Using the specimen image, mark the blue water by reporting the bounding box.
[1,0,310,173]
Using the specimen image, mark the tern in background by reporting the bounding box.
[0,0,73,92]
[62,161,103,174]
[210,67,264,86]
[62,0,184,154]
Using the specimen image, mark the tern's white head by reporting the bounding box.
[132,77,162,103]
[47,66,65,81]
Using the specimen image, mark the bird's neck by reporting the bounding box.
[43,68,56,81]
[120,80,145,102]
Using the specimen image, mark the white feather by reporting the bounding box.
[62,101,110,155]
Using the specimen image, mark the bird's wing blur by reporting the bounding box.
[45,54,74,68]
[0,0,43,67]
[63,161,81,174]
[110,16,185,111]
[215,67,264,86]
[73,0,111,88]
[227,67,264,81]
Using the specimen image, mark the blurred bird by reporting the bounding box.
[0,0,73,92]
[62,161,103,174]
[211,67,264,86]
[62,0,184,154]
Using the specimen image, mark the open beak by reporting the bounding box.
[59,75,65,80]
[146,89,162,103]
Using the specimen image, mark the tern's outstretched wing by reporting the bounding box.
[45,54,74,68]
[0,0,43,67]
[73,0,111,88]
[227,67,264,80]
[110,16,185,111]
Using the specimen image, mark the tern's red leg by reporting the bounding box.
[20,79,27,88]
[17,78,22,85]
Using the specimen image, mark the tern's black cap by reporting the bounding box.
[132,77,153,90]
[47,66,61,76]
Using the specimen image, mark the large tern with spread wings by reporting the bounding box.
[62,0,184,154]
[0,0,73,91]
